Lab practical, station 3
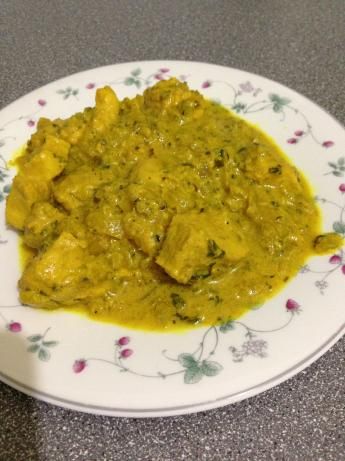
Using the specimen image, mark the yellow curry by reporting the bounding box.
[6,79,342,330]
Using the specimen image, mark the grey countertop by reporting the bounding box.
[1,1,345,460]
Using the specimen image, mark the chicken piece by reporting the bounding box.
[92,86,119,133]
[19,232,111,307]
[86,204,124,239]
[130,158,163,184]
[313,233,343,254]
[6,148,68,230]
[6,176,50,230]
[23,201,64,249]
[42,135,70,160]
[20,231,86,290]
[156,211,248,284]
[122,211,159,256]
[53,166,103,211]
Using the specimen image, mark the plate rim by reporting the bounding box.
[0,319,344,417]
[1,60,344,132]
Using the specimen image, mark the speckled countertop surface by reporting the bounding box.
[1,1,345,460]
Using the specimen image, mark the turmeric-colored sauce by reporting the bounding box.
[6,79,342,331]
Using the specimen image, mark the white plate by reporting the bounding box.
[0,61,344,417]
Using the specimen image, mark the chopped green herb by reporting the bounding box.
[214,159,224,168]
[170,293,186,308]
[269,165,282,175]
[214,148,228,168]
[209,294,222,305]
[237,146,247,154]
[191,264,214,280]
[175,313,201,324]
[207,239,225,258]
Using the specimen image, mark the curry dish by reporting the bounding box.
[6,79,342,330]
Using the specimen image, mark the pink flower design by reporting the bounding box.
[329,254,342,264]
[342,265,345,275]
[286,299,301,313]
[201,80,212,89]
[117,336,130,346]
[287,138,298,144]
[339,184,345,193]
[73,359,87,373]
[322,141,334,148]
[120,348,133,358]
[159,68,170,73]
[27,120,35,127]
[154,74,163,80]
[7,321,22,333]
[38,99,46,106]
[239,81,254,93]
[86,83,95,89]
[294,130,304,137]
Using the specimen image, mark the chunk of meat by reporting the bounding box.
[19,232,110,307]
[92,86,119,133]
[6,147,69,230]
[313,233,343,254]
[53,166,103,211]
[156,211,248,283]
[23,202,64,248]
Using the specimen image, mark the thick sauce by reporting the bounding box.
[6,79,341,330]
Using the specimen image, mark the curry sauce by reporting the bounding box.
[6,79,342,330]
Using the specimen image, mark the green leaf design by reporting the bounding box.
[333,171,343,177]
[27,344,40,353]
[178,353,198,368]
[38,347,51,362]
[3,184,11,193]
[184,366,203,384]
[42,340,58,348]
[27,334,42,342]
[131,68,141,77]
[338,157,345,166]
[269,94,290,106]
[124,77,135,86]
[200,360,223,377]
[134,80,141,89]
[232,102,246,113]
[333,221,345,234]
[269,94,290,112]
[219,320,235,333]
[328,162,338,168]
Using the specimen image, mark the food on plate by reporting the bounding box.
[6,79,342,330]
